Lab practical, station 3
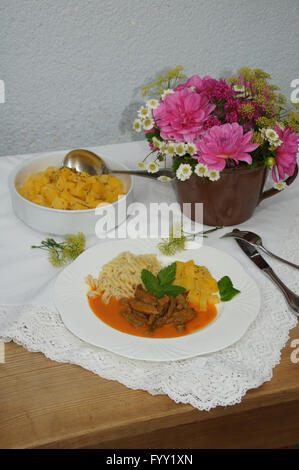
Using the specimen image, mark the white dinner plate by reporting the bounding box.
[54,238,261,361]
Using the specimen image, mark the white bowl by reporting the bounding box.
[9,151,134,235]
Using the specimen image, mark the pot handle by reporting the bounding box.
[258,164,298,204]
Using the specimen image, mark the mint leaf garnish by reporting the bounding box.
[141,263,186,298]
[157,262,176,286]
[141,269,160,295]
[218,276,240,302]
[156,284,186,297]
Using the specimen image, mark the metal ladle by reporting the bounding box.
[63,149,174,180]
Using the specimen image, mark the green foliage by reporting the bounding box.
[287,109,299,133]
[255,116,277,129]
[31,232,86,267]
[141,264,186,298]
[145,127,161,143]
[141,65,187,97]
[158,233,188,256]
[157,262,177,286]
[253,69,271,80]
[141,269,160,292]
[158,225,223,256]
[158,222,188,256]
[172,155,197,173]
[217,276,240,302]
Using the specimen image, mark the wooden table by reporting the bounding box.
[1,322,299,449]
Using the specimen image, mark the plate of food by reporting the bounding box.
[54,238,261,361]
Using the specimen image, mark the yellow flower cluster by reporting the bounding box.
[254,94,266,106]
[251,131,264,145]
[288,110,299,133]
[256,116,277,129]
[229,67,294,123]
[239,103,255,119]
[141,65,187,97]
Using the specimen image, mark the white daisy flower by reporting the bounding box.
[176,163,192,181]
[185,142,197,156]
[233,84,246,98]
[161,89,174,100]
[137,161,145,169]
[194,163,208,177]
[207,169,220,181]
[152,137,161,148]
[175,142,186,156]
[260,128,266,140]
[146,99,159,109]
[273,180,287,191]
[270,138,283,149]
[138,106,149,119]
[133,119,142,132]
[146,161,160,173]
[157,175,171,182]
[159,142,168,153]
[143,117,154,131]
[165,142,176,156]
[265,128,280,142]
[233,84,245,93]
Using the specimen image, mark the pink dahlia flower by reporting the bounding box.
[195,123,259,171]
[272,126,298,182]
[174,75,217,95]
[153,88,215,142]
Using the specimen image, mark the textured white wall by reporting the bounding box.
[0,0,298,156]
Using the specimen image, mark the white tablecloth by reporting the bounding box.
[0,141,298,410]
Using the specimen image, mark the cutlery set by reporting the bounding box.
[222,229,299,316]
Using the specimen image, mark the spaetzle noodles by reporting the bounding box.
[86,252,162,304]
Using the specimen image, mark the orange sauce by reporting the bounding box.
[88,295,217,338]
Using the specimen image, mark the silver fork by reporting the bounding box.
[221,230,299,270]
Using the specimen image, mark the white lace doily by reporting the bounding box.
[0,219,298,411]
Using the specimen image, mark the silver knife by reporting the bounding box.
[234,231,299,316]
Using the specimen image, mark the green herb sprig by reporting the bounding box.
[141,262,186,298]
[158,224,223,256]
[31,232,86,267]
[141,65,187,97]
[217,276,240,302]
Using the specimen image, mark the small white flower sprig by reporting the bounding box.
[260,127,283,150]
[259,126,290,191]
[175,162,220,182]
[133,98,159,133]
[273,181,288,191]
[173,159,220,182]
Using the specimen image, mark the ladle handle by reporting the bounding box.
[107,169,174,180]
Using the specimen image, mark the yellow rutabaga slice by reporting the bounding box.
[174,260,220,310]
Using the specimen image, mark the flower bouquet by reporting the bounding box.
[133,66,299,225]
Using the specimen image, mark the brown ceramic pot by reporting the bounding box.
[173,164,298,226]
